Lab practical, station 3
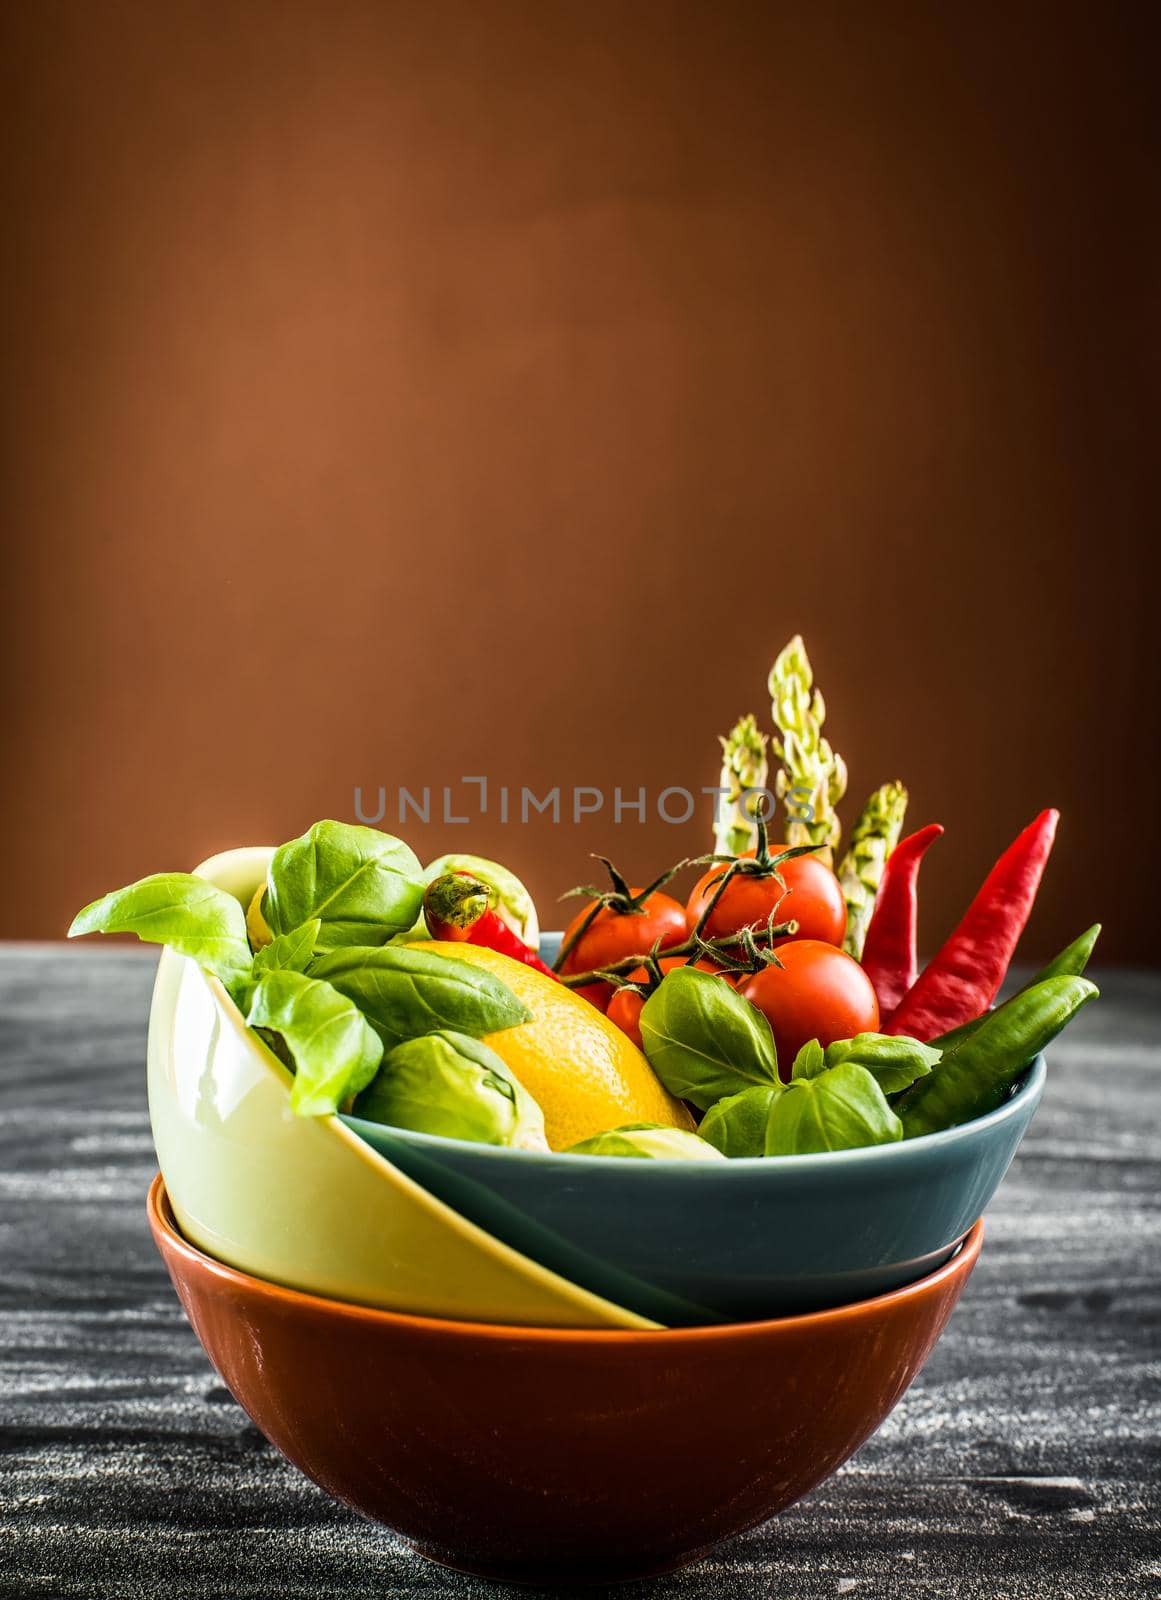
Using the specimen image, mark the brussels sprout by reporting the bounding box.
[565,1124,726,1161]
[352,1029,548,1150]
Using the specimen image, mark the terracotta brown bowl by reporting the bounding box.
[149,1174,982,1585]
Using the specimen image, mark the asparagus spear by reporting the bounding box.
[768,635,848,866]
[713,714,770,858]
[836,781,909,959]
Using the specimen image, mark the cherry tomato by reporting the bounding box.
[571,980,613,1014]
[560,889,688,1008]
[686,851,846,946]
[606,957,737,1048]
[738,939,879,1077]
[606,985,647,1048]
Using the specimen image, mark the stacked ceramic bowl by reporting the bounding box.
[147,848,1042,1583]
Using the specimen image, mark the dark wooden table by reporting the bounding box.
[1,947,1157,1599]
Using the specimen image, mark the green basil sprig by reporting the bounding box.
[699,1086,782,1157]
[820,1032,940,1094]
[700,1062,903,1156]
[247,969,384,1116]
[565,1124,726,1161]
[262,821,423,951]
[309,943,530,1049]
[639,966,780,1109]
[765,1062,903,1154]
[68,874,252,999]
[252,918,321,977]
[354,1030,547,1149]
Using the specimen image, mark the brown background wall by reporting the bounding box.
[1,0,1157,961]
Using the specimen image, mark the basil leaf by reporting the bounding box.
[823,1032,940,1095]
[639,967,779,1110]
[353,1030,547,1150]
[565,1124,726,1161]
[309,944,530,1049]
[264,821,423,950]
[69,873,252,997]
[790,1039,827,1080]
[253,919,321,976]
[764,1063,903,1155]
[699,1085,784,1157]
[247,969,383,1117]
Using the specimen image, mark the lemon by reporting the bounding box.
[412,941,695,1151]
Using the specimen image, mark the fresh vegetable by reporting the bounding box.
[699,1055,906,1157]
[422,873,556,976]
[565,1124,725,1161]
[558,917,796,990]
[887,810,1060,1041]
[764,1062,902,1154]
[699,1086,781,1157]
[251,919,321,978]
[308,942,530,1049]
[820,1032,940,1095]
[768,634,848,865]
[353,1030,548,1150]
[556,857,688,1006]
[1030,921,1102,984]
[788,1038,827,1079]
[686,840,845,946]
[931,924,1101,1051]
[606,984,648,1048]
[415,853,539,946]
[713,713,770,858]
[263,821,424,951]
[410,940,696,1149]
[639,965,781,1109]
[607,956,737,1048]
[246,969,383,1116]
[69,873,253,998]
[836,781,909,959]
[896,975,1098,1137]
[738,940,880,1076]
[860,823,944,1020]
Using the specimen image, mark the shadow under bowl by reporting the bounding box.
[149,1174,982,1586]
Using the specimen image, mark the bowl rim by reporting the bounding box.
[148,1172,983,1344]
[346,1053,1046,1175]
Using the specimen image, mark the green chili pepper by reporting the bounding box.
[897,975,1098,1138]
[930,924,1101,1051]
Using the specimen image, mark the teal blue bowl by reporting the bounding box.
[342,935,1046,1326]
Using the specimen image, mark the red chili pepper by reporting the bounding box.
[423,873,557,979]
[860,824,944,1022]
[887,809,1059,1041]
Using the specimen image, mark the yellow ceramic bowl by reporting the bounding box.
[147,847,656,1330]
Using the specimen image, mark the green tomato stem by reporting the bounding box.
[559,918,799,988]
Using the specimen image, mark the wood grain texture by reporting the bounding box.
[0,948,1158,1599]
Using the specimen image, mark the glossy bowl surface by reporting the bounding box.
[150,1175,981,1585]
[146,848,655,1330]
[346,931,1043,1322]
